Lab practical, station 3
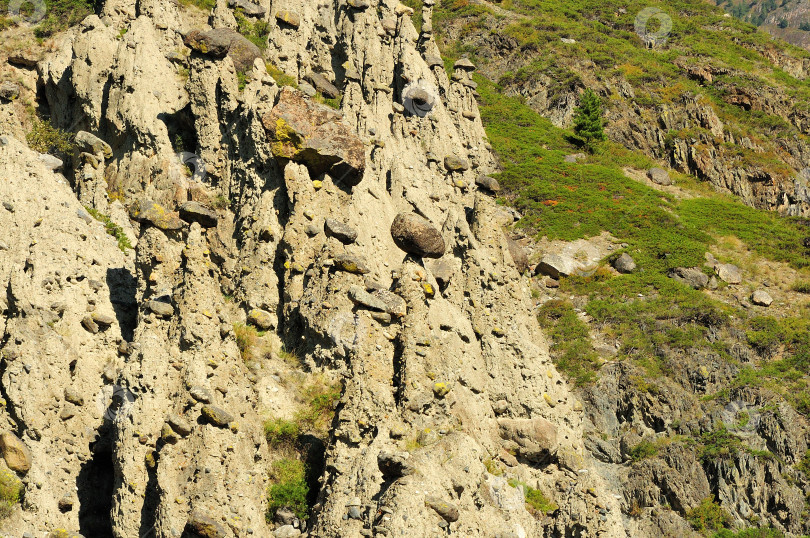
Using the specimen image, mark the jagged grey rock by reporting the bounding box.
[613,253,637,274]
[648,167,673,186]
[751,290,773,306]
[669,267,709,289]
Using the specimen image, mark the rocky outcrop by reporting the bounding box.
[262,87,366,187]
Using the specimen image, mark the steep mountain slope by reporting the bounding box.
[430,0,810,216]
[0,0,808,537]
[420,0,810,536]
[712,0,810,51]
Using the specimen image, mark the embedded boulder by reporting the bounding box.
[184,28,262,73]
[535,253,577,279]
[185,510,226,537]
[262,88,365,186]
[75,131,113,159]
[497,417,558,463]
[324,218,358,244]
[129,199,184,230]
[752,290,773,306]
[304,72,340,99]
[668,267,709,289]
[0,432,32,474]
[377,451,415,479]
[275,9,300,28]
[715,263,742,285]
[390,213,445,258]
[613,253,637,274]
[475,175,501,193]
[648,167,673,186]
[505,235,529,274]
[179,201,218,228]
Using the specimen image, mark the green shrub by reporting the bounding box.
[85,207,132,252]
[266,458,309,521]
[265,63,298,88]
[792,281,810,294]
[234,9,270,50]
[629,440,659,462]
[314,93,342,110]
[211,195,231,209]
[796,450,810,476]
[711,527,785,538]
[33,0,94,38]
[537,300,600,386]
[0,467,22,520]
[296,380,341,433]
[687,496,731,532]
[177,0,216,10]
[264,418,300,450]
[26,118,73,155]
[508,479,558,515]
[233,322,264,362]
[700,425,742,461]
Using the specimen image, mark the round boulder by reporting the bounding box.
[390,213,445,258]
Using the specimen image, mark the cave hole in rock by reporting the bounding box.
[158,104,199,157]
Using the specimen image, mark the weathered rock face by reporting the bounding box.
[0,1,633,537]
[262,87,366,187]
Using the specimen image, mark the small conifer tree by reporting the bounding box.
[573,88,606,150]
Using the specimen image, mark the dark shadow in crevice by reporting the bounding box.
[106,267,137,342]
[77,431,115,538]
[138,445,160,538]
[299,433,327,509]
[158,104,199,155]
[392,338,405,408]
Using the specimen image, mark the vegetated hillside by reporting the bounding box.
[405,0,810,535]
[421,0,810,218]
[481,74,810,538]
[712,0,810,51]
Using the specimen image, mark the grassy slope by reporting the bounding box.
[432,0,810,180]
[478,77,810,406]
